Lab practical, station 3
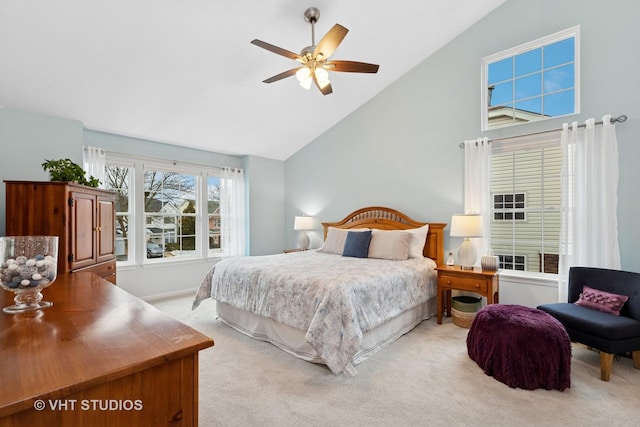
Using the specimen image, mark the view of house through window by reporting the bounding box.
[490,143,562,274]
[482,26,579,130]
[104,154,228,264]
[104,164,132,262]
[144,169,197,259]
[207,176,221,252]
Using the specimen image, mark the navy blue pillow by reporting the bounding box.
[342,230,372,258]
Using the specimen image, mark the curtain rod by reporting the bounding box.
[459,114,627,148]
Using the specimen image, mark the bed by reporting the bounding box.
[192,206,446,375]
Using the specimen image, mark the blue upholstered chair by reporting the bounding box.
[537,267,640,381]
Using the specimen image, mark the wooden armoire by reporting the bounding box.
[4,181,117,284]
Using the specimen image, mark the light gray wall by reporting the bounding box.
[244,155,286,255]
[84,129,243,169]
[284,0,640,274]
[0,108,84,236]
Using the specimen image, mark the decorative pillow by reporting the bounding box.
[342,230,372,258]
[574,285,629,316]
[368,229,412,261]
[320,227,369,255]
[406,224,429,259]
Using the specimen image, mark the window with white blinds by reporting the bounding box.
[490,132,561,273]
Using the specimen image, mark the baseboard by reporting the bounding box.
[142,287,197,303]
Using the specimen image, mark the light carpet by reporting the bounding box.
[152,295,640,427]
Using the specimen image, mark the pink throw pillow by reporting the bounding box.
[574,285,629,316]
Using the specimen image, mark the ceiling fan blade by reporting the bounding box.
[251,39,302,61]
[313,24,348,60]
[325,60,379,73]
[312,73,333,96]
[262,68,301,84]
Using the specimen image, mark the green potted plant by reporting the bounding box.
[41,158,100,187]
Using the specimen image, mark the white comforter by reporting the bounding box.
[193,250,436,374]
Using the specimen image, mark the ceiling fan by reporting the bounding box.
[251,7,379,95]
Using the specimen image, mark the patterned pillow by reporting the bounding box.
[342,230,372,258]
[574,285,629,316]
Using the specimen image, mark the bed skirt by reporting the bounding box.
[216,297,437,372]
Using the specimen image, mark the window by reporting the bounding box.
[496,254,526,271]
[207,175,221,251]
[493,193,526,221]
[143,169,197,260]
[104,163,132,263]
[489,135,562,273]
[105,153,229,265]
[482,26,580,130]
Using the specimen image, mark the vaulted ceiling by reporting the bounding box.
[0,1,505,160]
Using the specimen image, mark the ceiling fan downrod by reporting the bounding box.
[304,7,320,48]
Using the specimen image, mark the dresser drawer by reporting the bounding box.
[73,260,117,284]
[438,274,488,293]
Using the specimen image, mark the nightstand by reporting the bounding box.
[435,265,499,325]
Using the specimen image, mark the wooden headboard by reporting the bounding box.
[321,206,446,266]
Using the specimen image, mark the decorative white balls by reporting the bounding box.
[0,254,56,290]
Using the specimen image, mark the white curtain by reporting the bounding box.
[462,137,491,262]
[220,167,246,258]
[82,146,106,188]
[558,115,621,301]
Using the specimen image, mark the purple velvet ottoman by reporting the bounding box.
[466,304,571,391]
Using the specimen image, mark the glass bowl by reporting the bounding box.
[0,236,58,313]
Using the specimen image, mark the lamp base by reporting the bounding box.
[297,231,310,251]
[458,238,477,270]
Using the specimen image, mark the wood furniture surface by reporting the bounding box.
[4,181,117,284]
[0,272,214,427]
[435,265,499,324]
[321,206,447,266]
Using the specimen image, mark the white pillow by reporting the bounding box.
[368,229,412,260]
[320,227,369,255]
[407,224,429,259]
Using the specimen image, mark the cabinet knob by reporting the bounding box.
[446,280,452,285]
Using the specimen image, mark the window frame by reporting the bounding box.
[496,254,527,271]
[481,26,581,131]
[142,166,200,263]
[105,152,223,267]
[104,160,134,265]
[493,192,527,221]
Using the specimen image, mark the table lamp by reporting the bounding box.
[450,214,483,269]
[294,216,314,250]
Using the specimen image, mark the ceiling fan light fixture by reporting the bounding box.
[315,67,331,88]
[296,67,312,89]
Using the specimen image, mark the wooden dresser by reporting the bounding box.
[0,272,214,426]
[4,181,117,284]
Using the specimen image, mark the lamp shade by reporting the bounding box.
[294,216,314,231]
[450,214,483,238]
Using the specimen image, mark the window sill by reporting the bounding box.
[498,269,558,288]
[117,256,221,270]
